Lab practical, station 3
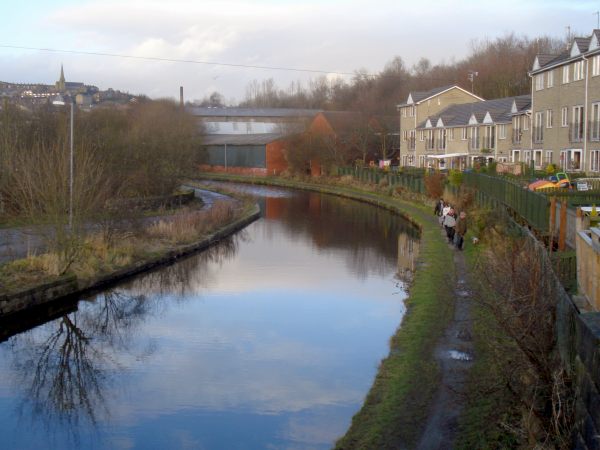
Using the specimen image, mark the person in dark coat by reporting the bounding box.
[455,211,467,250]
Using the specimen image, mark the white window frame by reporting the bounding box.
[402,108,407,118]
[523,149,532,163]
[534,149,543,168]
[448,128,454,140]
[461,127,468,140]
[419,130,424,141]
[512,149,521,163]
[562,65,570,84]
[419,155,427,168]
[574,60,585,81]
[546,109,553,128]
[523,116,529,130]
[591,103,600,141]
[545,150,553,166]
[593,55,600,77]
[498,124,507,139]
[547,69,554,88]
[535,73,544,90]
[561,106,568,127]
[591,150,600,172]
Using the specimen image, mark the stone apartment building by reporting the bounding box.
[397,85,482,167]
[529,29,600,173]
[413,95,531,170]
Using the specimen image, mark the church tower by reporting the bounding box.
[56,64,66,92]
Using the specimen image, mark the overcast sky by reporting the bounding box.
[1,0,598,103]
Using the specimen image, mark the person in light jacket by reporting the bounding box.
[443,208,456,243]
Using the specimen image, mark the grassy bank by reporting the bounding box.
[1,195,256,295]
[192,173,456,449]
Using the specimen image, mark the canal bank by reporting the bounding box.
[192,173,462,449]
[0,194,260,319]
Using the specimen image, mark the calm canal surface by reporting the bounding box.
[0,185,419,450]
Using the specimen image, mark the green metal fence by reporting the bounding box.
[462,172,550,232]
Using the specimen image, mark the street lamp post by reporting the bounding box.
[52,98,74,230]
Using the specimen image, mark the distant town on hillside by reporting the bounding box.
[0,65,137,110]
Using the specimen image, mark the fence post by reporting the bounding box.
[558,200,567,251]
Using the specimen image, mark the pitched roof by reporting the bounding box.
[398,85,482,107]
[416,95,531,129]
[532,30,600,73]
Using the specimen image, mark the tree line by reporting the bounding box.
[227,33,568,114]
[0,99,201,224]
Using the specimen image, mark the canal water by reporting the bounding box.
[0,185,419,450]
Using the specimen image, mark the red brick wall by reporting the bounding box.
[266,140,288,175]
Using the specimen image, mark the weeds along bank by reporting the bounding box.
[195,172,457,449]
[0,194,260,316]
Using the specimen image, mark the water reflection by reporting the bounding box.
[7,291,152,443]
[0,187,420,450]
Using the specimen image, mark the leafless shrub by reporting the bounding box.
[472,231,575,448]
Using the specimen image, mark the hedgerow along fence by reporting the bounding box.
[337,167,426,195]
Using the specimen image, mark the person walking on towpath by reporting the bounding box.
[443,208,456,243]
[455,211,467,251]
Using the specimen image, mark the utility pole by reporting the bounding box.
[467,70,478,94]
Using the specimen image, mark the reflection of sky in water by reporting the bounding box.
[0,190,415,450]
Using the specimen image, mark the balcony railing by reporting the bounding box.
[570,122,584,143]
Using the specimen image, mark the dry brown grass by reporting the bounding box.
[0,199,242,291]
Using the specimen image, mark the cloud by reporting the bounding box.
[0,0,595,101]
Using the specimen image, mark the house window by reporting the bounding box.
[437,129,446,150]
[591,150,600,172]
[573,60,585,81]
[402,130,408,140]
[547,69,554,88]
[534,112,544,143]
[469,127,479,150]
[546,109,553,128]
[560,149,582,171]
[523,116,529,130]
[572,105,585,142]
[512,150,521,162]
[591,103,600,141]
[419,155,427,168]
[498,124,506,139]
[534,150,543,168]
[402,108,407,118]
[419,130,424,141]
[409,106,415,117]
[561,107,568,127]
[448,128,454,140]
[483,125,495,149]
[461,127,468,140]
[535,73,544,90]
[593,55,600,77]
[562,65,570,84]
[545,150,553,166]
[523,150,532,163]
